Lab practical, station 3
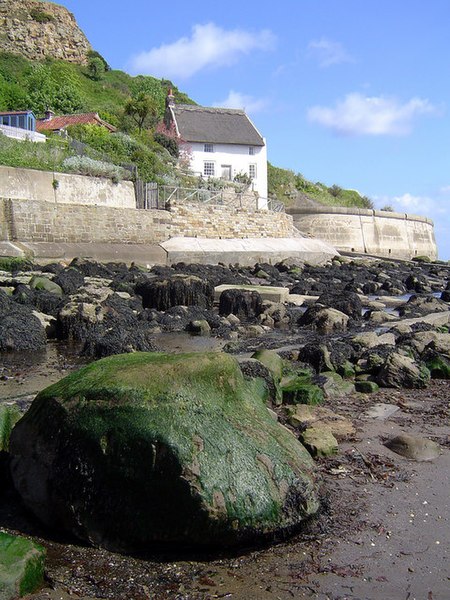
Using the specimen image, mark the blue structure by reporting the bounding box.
[0,111,36,131]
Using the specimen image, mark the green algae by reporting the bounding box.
[11,352,319,550]
[0,532,45,598]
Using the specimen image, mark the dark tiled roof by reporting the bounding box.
[36,112,116,132]
[172,105,264,146]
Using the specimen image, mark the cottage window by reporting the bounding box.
[204,143,214,153]
[248,146,255,155]
[203,161,215,176]
[249,164,257,179]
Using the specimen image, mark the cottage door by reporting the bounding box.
[221,165,232,180]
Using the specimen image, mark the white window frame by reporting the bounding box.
[249,163,257,179]
[204,143,214,153]
[203,161,215,177]
[248,146,255,155]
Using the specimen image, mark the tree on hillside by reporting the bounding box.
[26,63,84,114]
[123,92,160,133]
[87,56,106,81]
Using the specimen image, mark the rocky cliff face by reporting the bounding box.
[0,0,91,64]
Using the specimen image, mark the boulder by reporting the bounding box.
[218,289,263,321]
[316,290,362,320]
[287,405,355,440]
[136,275,214,311]
[29,276,63,297]
[10,352,319,551]
[53,267,85,295]
[186,319,211,336]
[0,309,46,352]
[298,305,349,334]
[376,353,430,389]
[384,434,440,461]
[0,532,45,599]
[280,369,323,406]
[355,380,380,394]
[0,406,22,452]
[299,427,339,458]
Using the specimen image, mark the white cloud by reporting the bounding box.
[307,37,354,67]
[307,93,438,136]
[375,193,445,216]
[213,90,268,114]
[129,23,275,78]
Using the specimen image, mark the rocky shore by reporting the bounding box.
[1,254,449,599]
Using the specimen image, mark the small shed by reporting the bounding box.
[0,110,37,131]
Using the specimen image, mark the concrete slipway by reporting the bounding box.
[0,236,338,266]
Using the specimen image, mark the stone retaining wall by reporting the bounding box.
[0,198,293,247]
[288,206,437,260]
[0,166,136,209]
[169,202,293,238]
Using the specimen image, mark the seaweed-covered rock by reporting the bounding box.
[398,295,449,318]
[136,275,213,310]
[0,306,46,352]
[376,353,430,389]
[54,267,85,295]
[297,343,334,374]
[82,326,160,358]
[298,305,348,333]
[219,289,263,321]
[317,290,362,320]
[10,352,318,551]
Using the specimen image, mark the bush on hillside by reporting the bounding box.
[62,156,129,181]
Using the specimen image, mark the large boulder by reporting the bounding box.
[298,305,349,333]
[376,353,430,389]
[135,275,214,310]
[9,352,319,552]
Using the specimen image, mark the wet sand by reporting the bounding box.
[1,348,449,600]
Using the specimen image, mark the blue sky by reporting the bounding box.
[62,0,450,258]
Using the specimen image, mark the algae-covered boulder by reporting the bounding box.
[0,532,45,599]
[9,352,319,552]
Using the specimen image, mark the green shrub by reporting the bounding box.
[29,8,55,23]
[154,132,179,158]
[62,156,128,181]
[0,257,33,273]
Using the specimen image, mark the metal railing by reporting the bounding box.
[159,185,224,206]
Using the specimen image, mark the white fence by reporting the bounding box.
[0,124,46,143]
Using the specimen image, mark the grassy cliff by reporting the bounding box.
[0,51,372,207]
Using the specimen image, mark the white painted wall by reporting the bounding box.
[188,141,268,209]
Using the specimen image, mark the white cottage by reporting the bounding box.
[164,91,268,208]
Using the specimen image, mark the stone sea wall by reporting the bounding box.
[288,206,437,260]
[0,0,91,64]
[0,197,294,245]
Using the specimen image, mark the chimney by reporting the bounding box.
[44,109,55,121]
[166,88,175,109]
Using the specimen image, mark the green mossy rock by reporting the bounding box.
[0,406,22,452]
[281,376,324,406]
[29,276,63,296]
[9,352,318,552]
[299,427,339,458]
[355,380,380,393]
[425,353,450,379]
[0,532,45,599]
[319,372,355,398]
[251,349,284,382]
